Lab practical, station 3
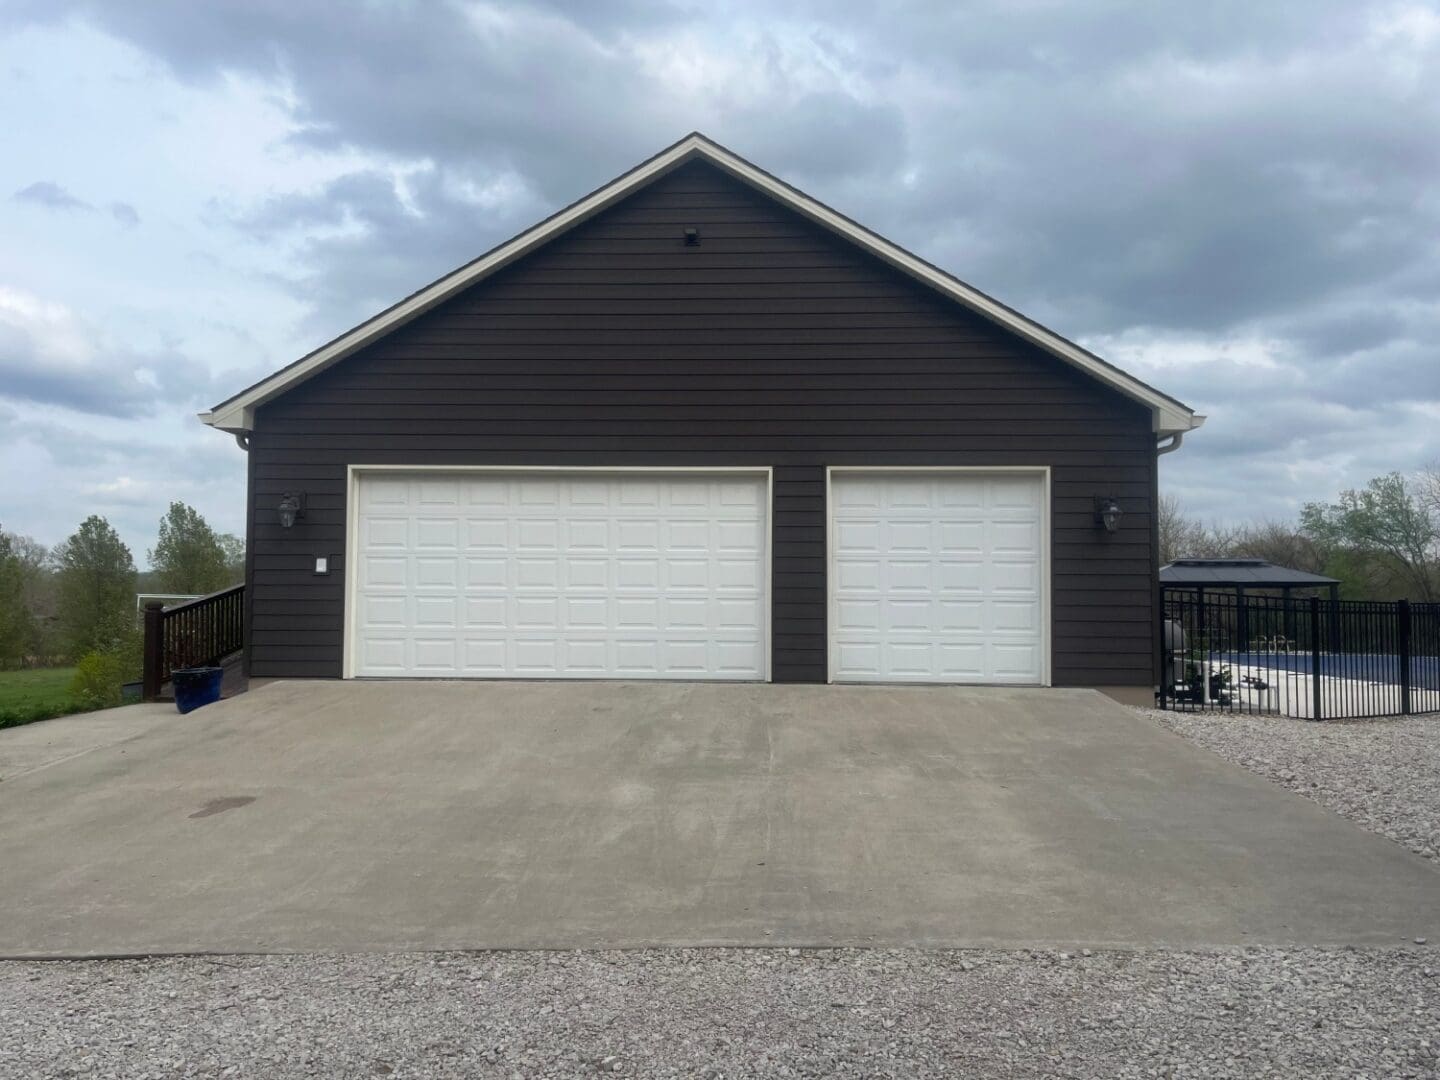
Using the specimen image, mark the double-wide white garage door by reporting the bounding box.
[352,470,768,680]
[349,468,1046,684]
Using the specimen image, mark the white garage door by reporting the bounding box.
[351,471,768,680]
[829,470,1046,684]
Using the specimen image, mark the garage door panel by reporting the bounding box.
[415,558,459,588]
[564,558,608,590]
[413,638,459,670]
[515,519,559,550]
[716,558,761,590]
[564,597,608,629]
[666,482,707,507]
[885,600,932,633]
[990,477,1040,509]
[665,559,709,590]
[715,519,763,551]
[991,520,1039,552]
[992,643,1041,680]
[887,561,931,592]
[363,595,407,628]
[616,519,660,550]
[937,560,985,593]
[464,596,506,629]
[991,560,1040,593]
[513,597,558,630]
[937,642,986,679]
[518,481,560,507]
[417,480,461,506]
[992,599,1038,632]
[413,596,458,628]
[836,599,880,632]
[514,639,560,673]
[938,521,983,552]
[462,638,506,672]
[616,597,659,629]
[886,641,934,675]
[363,479,408,509]
[666,519,710,550]
[835,520,880,553]
[616,558,660,589]
[365,517,409,548]
[516,558,560,589]
[938,599,983,632]
[886,521,932,551]
[465,557,508,588]
[719,482,760,507]
[363,557,407,589]
[619,482,659,507]
[354,471,767,680]
[715,640,764,672]
[832,471,1045,685]
[563,639,608,672]
[668,598,708,628]
[362,638,406,671]
[414,518,459,549]
[716,598,763,629]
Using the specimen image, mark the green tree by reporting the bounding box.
[1301,473,1438,602]
[54,516,136,658]
[219,532,245,582]
[148,502,235,595]
[0,527,39,667]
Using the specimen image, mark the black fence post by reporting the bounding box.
[1309,595,1323,722]
[1158,588,1168,711]
[142,601,164,702]
[1399,599,1412,716]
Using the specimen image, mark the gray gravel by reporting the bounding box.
[3,947,1438,1078]
[1137,707,1440,863]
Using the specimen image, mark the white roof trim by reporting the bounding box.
[202,133,1200,436]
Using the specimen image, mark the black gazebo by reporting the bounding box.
[1159,558,1340,605]
[1160,557,1341,654]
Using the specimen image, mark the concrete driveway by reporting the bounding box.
[0,680,1436,957]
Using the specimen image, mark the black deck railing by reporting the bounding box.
[142,584,245,701]
[1160,588,1440,720]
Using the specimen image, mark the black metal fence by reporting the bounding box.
[1160,589,1440,719]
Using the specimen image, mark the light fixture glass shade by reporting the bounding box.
[1099,499,1123,533]
[278,493,302,529]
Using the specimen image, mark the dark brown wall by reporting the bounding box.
[247,159,1157,686]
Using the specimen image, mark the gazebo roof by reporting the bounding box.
[1159,558,1340,589]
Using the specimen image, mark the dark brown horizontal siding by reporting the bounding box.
[247,158,1157,688]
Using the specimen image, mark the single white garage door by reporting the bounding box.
[352,470,768,680]
[829,470,1046,684]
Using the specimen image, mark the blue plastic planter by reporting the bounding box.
[172,666,223,714]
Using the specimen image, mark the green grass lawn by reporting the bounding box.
[0,667,83,727]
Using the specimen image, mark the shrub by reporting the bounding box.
[70,650,126,710]
[0,700,80,730]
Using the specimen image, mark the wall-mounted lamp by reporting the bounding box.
[278,491,306,529]
[683,226,701,246]
[1094,496,1124,534]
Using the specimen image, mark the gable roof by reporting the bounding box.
[201,132,1202,436]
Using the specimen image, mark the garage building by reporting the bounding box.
[202,133,1202,702]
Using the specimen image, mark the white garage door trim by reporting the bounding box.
[343,465,773,681]
[825,466,1051,686]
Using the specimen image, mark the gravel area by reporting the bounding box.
[1137,707,1440,863]
[3,947,1438,1078]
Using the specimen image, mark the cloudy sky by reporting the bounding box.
[3,1,1438,561]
